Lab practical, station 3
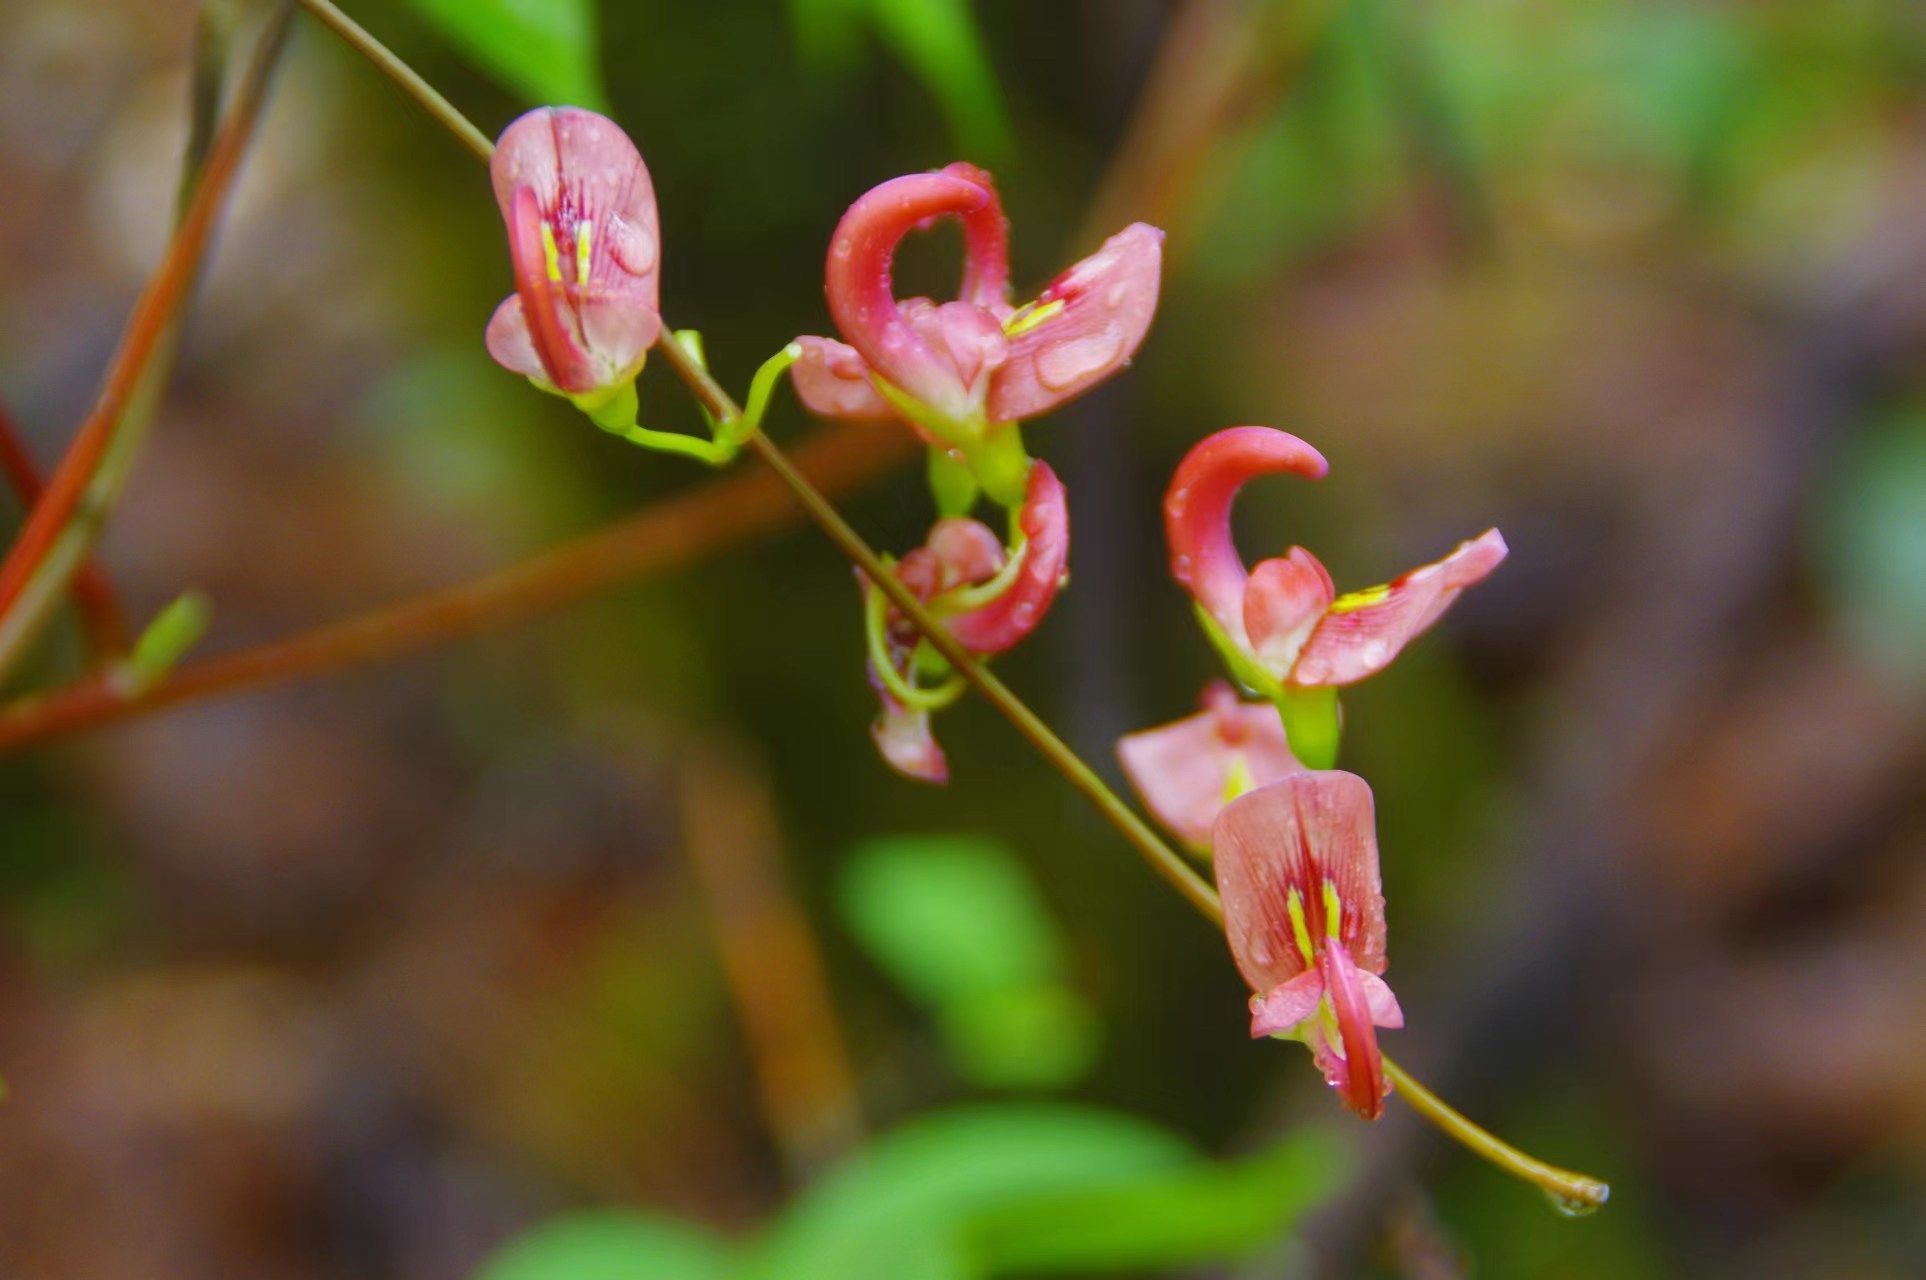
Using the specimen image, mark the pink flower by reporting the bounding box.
[864,462,1070,782]
[1167,427,1507,690]
[1211,771,1403,1119]
[485,107,662,399]
[1116,681,1302,853]
[790,163,1163,440]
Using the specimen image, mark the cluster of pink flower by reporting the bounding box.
[482,107,1507,1123]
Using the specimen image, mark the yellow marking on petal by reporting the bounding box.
[1222,752,1255,806]
[575,221,593,287]
[539,223,564,283]
[1329,583,1392,614]
[1003,297,1065,337]
[1322,879,1344,943]
[1285,887,1317,968]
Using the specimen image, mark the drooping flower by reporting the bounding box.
[1116,681,1302,854]
[485,107,662,401]
[790,163,1164,443]
[1212,770,1403,1119]
[863,462,1070,781]
[1166,426,1507,691]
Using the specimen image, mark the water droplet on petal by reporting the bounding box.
[1172,553,1193,583]
[1104,282,1129,308]
[1035,326,1125,391]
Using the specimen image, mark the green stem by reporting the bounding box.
[296,0,494,163]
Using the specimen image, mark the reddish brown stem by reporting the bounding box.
[0,4,291,634]
[0,421,910,753]
[0,400,128,659]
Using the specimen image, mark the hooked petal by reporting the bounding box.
[824,168,1001,423]
[867,665,949,784]
[1165,427,1329,646]
[1289,529,1508,687]
[1314,942,1391,1119]
[988,223,1164,422]
[1210,771,1387,994]
[939,161,1012,313]
[944,461,1070,654]
[1117,681,1302,853]
[790,336,896,423]
[1250,969,1326,1038]
[1244,547,1336,680]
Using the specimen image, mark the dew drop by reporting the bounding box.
[1104,281,1129,308]
[832,238,854,261]
[1544,1189,1607,1219]
[1172,553,1193,583]
[1035,326,1125,390]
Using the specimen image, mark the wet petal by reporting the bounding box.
[789,336,896,422]
[939,161,1012,314]
[1116,681,1302,853]
[1357,969,1404,1029]
[504,184,595,392]
[484,294,547,385]
[1290,529,1508,687]
[988,223,1164,422]
[1250,969,1325,1038]
[1317,942,1390,1119]
[1244,547,1336,680]
[1211,771,1387,993]
[1165,427,1329,645]
[945,461,1069,654]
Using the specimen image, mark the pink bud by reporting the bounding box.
[944,461,1069,654]
[485,108,662,396]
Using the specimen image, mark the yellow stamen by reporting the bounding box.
[1322,878,1344,942]
[575,220,593,287]
[539,223,563,283]
[1285,887,1317,967]
[1221,752,1255,806]
[1329,583,1391,614]
[1003,297,1065,337]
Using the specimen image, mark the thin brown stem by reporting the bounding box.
[0,421,909,752]
[0,2,292,663]
[297,0,494,163]
[0,400,128,660]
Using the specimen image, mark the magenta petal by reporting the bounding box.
[1116,681,1302,853]
[867,666,949,784]
[1211,771,1387,993]
[1244,547,1336,680]
[825,169,999,422]
[1165,428,1329,644]
[1317,942,1389,1119]
[1289,528,1509,687]
[790,336,896,422]
[1250,969,1325,1038]
[945,461,1069,654]
[987,223,1163,423]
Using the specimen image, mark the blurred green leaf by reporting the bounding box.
[117,591,210,695]
[1814,411,1926,688]
[787,0,1010,160]
[840,835,1099,1088]
[403,0,606,109]
[968,1127,1344,1272]
[740,1104,1195,1280]
[476,1210,731,1280]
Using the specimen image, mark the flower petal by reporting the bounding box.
[939,161,1012,314]
[1244,547,1336,680]
[1289,528,1508,687]
[1117,681,1302,853]
[789,336,896,423]
[987,223,1164,423]
[1165,427,1329,645]
[1210,771,1387,993]
[867,665,948,784]
[1315,941,1390,1120]
[484,294,547,385]
[1250,969,1326,1038]
[1357,969,1404,1030]
[945,461,1069,654]
[824,168,1000,423]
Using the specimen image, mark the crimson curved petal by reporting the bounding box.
[1165,427,1329,645]
[1289,528,1508,687]
[987,223,1164,423]
[1315,942,1390,1120]
[1116,681,1302,853]
[944,461,1069,654]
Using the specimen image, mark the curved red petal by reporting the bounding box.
[987,223,1164,422]
[1165,427,1329,645]
[939,161,1012,313]
[506,185,595,392]
[1317,942,1389,1119]
[945,461,1069,654]
[1290,528,1508,687]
